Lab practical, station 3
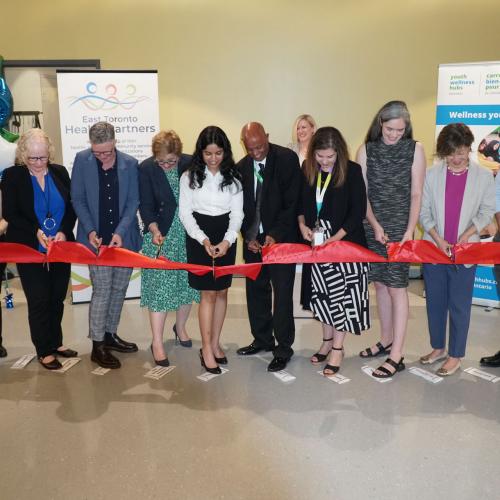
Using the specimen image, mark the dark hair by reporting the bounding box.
[365,100,413,143]
[188,126,241,190]
[436,123,474,158]
[303,126,350,187]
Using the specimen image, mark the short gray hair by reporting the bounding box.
[89,122,115,144]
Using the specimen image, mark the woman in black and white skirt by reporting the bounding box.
[298,126,370,376]
[179,126,243,374]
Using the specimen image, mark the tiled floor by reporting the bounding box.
[0,274,499,500]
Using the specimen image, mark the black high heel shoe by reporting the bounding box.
[173,324,192,348]
[215,355,228,365]
[323,346,344,376]
[150,345,170,367]
[311,337,334,364]
[199,348,221,374]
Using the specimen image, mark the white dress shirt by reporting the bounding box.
[179,167,243,245]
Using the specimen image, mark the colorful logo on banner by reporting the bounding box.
[68,82,150,111]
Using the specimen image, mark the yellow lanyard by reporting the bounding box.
[316,171,332,215]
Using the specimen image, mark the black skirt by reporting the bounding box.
[186,212,237,291]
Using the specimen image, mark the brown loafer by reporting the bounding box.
[420,351,447,365]
[436,360,461,376]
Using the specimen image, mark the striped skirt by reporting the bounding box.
[310,219,370,333]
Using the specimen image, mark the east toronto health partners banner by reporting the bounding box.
[436,61,500,308]
[57,70,160,303]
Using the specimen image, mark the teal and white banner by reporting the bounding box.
[436,62,499,308]
[57,70,160,302]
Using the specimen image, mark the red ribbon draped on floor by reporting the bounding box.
[0,241,499,280]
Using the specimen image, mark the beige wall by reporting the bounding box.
[2,0,500,161]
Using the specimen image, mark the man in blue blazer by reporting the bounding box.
[71,122,142,369]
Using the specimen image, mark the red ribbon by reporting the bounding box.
[262,242,387,264]
[1,241,499,282]
[387,240,452,264]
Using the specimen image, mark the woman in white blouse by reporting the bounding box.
[179,126,243,374]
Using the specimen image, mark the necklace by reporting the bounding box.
[447,165,469,176]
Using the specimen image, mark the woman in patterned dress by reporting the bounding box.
[139,131,200,366]
[356,101,426,378]
[298,127,370,375]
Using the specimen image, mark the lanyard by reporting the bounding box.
[315,171,332,215]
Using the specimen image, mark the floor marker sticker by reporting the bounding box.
[10,354,36,370]
[464,367,500,383]
[318,371,350,384]
[197,367,229,382]
[409,366,443,383]
[144,365,176,380]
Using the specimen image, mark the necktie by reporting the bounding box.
[247,163,265,241]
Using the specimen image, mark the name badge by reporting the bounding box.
[312,224,325,247]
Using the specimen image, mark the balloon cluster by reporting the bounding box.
[0,55,13,128]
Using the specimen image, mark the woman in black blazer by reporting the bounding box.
[139,130,199,366]
[298,127,370,376]
[1,128,77,369]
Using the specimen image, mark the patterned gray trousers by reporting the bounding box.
[88,265,133,341]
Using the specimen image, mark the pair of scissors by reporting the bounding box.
[155,241,164,259]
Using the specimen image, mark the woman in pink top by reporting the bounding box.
[419,123,495,376]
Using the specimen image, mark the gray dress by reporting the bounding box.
[364,138,416,288]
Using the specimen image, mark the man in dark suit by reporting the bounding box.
[71,122,142,369]
[236,122,301,372]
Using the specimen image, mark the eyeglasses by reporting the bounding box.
[156,158,178,167]
[27,156,49,163]
[92,149,115,158]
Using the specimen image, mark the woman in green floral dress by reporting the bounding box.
[139,131,199,366]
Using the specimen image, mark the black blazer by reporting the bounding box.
[1,163,76,249]
[239,143,301,260]
[138,154,191,236]
[299,160,368,247]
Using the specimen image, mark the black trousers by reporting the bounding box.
[245,243,296,359]
[17,262,70,358]
[0,262,5,345]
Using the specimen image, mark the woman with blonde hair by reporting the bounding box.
[0,128,77,369]
[289,114,317,166]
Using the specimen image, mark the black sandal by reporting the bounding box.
[310,337,333,364]
[372,357,405,378]
[359,341,392,359]
[323,347,344,376]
